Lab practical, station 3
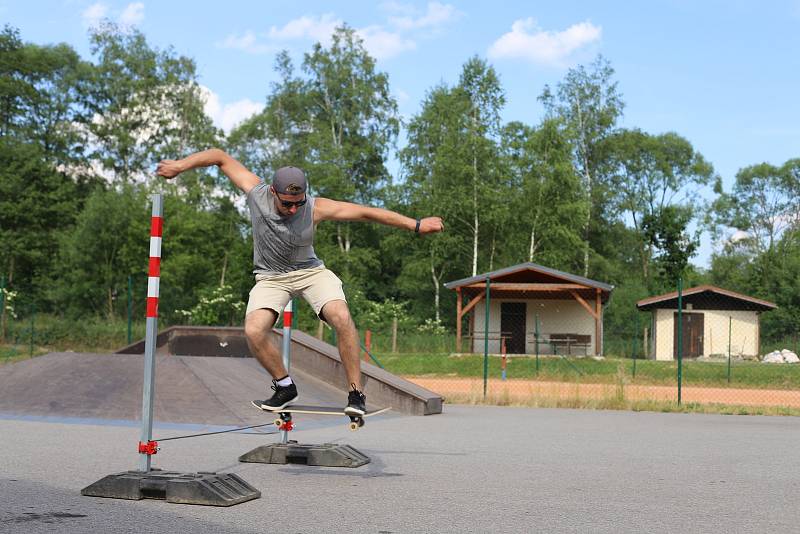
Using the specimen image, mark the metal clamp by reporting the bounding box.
[138,440,159,455]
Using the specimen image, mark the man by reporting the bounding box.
[156,148,444,415]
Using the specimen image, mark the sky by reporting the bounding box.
[4,0,800,267]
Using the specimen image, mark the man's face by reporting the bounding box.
[271,186,307,217]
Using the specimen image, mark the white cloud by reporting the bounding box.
[81,1,145,28]
[380,1,416,16]
[217,30,276,54]
[357,26,416,60]
[82,2,108,27]
[217,14,341,54]
[200,86,264,133]
[219,5,459,62]
[119,2,145,26]
[389,1,460,31]
[488,18,602,67]
[729,229,750,243]
[267,13,342,43]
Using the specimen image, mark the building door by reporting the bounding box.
[501,302,527,354]
[673,312,704,358]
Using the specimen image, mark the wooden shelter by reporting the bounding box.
[636,285,777,360]
[444,263,614,355]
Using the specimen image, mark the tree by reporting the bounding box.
[604,129,714,284]
[398,84,471,321]
[709,160,799,286]
[642,205,698,289]
[539,55,624,277]
[457,56,506,276]
[85,22,220,188]
[500,119,586,270]
[0,26,94,307]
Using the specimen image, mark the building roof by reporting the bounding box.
[444,262,614,292]
[636,285,777,312]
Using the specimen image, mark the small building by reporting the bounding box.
[444,263,614,355]
[636,285,777,360]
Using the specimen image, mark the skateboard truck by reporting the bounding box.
[347,416,365,431]
[138,440,159,455]
[273,412,294,431]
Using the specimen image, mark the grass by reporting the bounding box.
[443,390,800,416]
[3,313,147,354]
[376,352,800,390]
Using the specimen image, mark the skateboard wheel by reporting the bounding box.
[349,421,359,431]
[273,418,282,427]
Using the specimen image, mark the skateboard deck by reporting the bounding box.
[251,401,390,431]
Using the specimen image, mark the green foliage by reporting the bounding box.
[1,286,18,320]
[85,22,220,194]
[176,284,246,326]
[3,22,799,348]
[642,205,698,290]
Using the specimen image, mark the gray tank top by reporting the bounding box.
[246,182,323,275]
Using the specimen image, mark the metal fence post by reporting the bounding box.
[139,193,163,472]
[677,277,683,405]
[29,303,35,357]
[0,275,5,343]
[483,277,491,398]
[280,299,294,444]
[633,313,639,379]
[727,315,732,384]
[535,314,540,374]
[127,275,133,345]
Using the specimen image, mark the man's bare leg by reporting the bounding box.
[244,308,286,378]
[320,300,362,390]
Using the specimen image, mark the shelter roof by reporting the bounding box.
[636,285,777,312]
[444,262,614,294]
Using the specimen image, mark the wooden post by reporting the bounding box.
[456,287,462,352]
[364,330,372,362]
[391,317,398,353]
[595,288,602,355]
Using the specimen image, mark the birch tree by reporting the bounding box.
[539,56,623,277]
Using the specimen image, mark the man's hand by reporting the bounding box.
[418,216,444,234]
[156,159,184,179]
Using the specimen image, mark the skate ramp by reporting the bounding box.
[0,351,349,426]
[117,326,442,416]
[0,326,441,424]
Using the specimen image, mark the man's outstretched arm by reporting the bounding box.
[314,198,444,235]
[156,149,261,193]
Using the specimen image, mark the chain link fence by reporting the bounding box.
[384,278,800,415]
[5,273,800,415]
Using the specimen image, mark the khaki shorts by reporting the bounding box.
[246,266,346,318]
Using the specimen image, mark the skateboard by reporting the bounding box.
[251,401,391,431]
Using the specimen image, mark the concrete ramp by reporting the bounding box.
[117,326,443,416]
[0,352,348,425]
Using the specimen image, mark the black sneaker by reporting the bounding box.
[260,380,299,411]
[344,383,366,416]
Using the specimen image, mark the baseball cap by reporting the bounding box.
[272,166,307,195]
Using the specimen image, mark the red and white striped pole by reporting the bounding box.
[280,299,294,444]
[139,193,162,472]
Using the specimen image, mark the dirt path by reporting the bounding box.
[404,376,800,408]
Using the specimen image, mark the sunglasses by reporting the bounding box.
[272,186,307,208]
[278,196,307,208]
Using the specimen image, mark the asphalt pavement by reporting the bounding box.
[2,405,799,533]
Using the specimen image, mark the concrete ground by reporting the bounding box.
[2,406,799,533]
